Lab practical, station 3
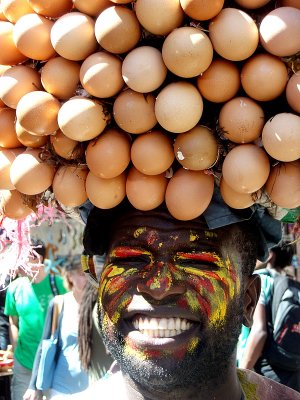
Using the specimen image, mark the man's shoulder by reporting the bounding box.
[6,277,29,293]
[238,368,300,400]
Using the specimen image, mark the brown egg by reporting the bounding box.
[0,107,22,148]
[241,54,288,102]
[280,0,300,8]
[16,91,61,136]
[122,46,167,93]
[155,82,203,134]
[209,8,259,61]
[265,161,300,208]
[58,96,109,141]
[131,130,175,175]
[135,0,184,36]
[180,0,224,20]
[10,148,56,195]
[41,57,80,100]
[86,128,131,179]
[126,167,168,211]
[234,0,271,8]
[73,0,111,16]
[286,72,300,113]
[51,12,97,61]
[259,7,300,57]
[0,65,11,107]
[80,52,124,99]
[0,5,8,21]
[13,14,56,61]
[219,96,265,144]
[165,168,214,220]
[0,65,42,109]
[95,6,141,54]
[27,0,73,18]
[174,125,218,170]
[262,113,300,162]
[113,90,157,134]
[222,144,270,193]
[162,27,213,78]
[0,21,28,65]
[110,0,132,3]
[0,147,24,189]
[0,189,33,219]
[1,0,34,23]
[196,58,240,103]
[15,120,48,148]
[86,171,126,209]
[52,165,88,207]
[50,130,81,160]
[220,177,255,209]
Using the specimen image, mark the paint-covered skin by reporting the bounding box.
[98,209,243,364]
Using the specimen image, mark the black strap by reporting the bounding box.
[49,274,59,296]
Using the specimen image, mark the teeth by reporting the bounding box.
[132,316,194,338]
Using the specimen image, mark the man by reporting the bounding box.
[4,241,67,400]
[74,199,300,400]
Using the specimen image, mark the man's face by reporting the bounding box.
[98,210,246,391]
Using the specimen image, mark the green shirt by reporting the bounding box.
[4,274,66,369]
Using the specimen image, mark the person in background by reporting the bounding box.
[72,203,300,400]
[78,280,114,383]
[4,241,67,400]
[24,255,89,400]
[0,275,11,351]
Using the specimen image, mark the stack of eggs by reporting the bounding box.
[0,0,299,222]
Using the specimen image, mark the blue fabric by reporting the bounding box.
[36,332,59,390]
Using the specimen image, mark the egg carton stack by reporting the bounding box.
[0,0,299,224]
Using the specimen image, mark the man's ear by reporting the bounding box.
[242,274,261,327]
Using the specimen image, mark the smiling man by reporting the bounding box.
[75,201,300,400]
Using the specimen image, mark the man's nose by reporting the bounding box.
[136,261,186,300]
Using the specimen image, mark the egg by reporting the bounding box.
[280,0,300,8]
[27,0,73,18]
[15,120,48,148]
[0,189,33,219]
[155,82,203,134]
[86,128,131,179]
[51,12,97,61]
[73,0,111,16]
[0,65,42,109]
[80,52,124,99]
[122,46,167,93]
[110,0,132,3]
[196,58,240,103]
[165,168,214,220]
[222,144,270,193]
[131,130,175,175]
[262,113,300,162]
[10,148,56,195]
[58,96,109,142]
[126,166,168,211]
[86,171,126,209]
[220,177,255,209]
[0,5,8,21]
[209,8,259,61]
[95,6,141,54]
[52,165,88,207]
[219,96,265,144]
[241,53,288,102]
[234,0,271,8]
[265,161,300,209]
[286,72,300,113]
[259,7,300,57]
[162,27,213,78]
[113,89,157,134]
[174,125,218,170]
[135,0,184,36]
[50,130,81,160]
[0,21,28,65]
[13,13,56,61]
[1,0,34,23]
[0,107,22,148]
[180,0,224,21]
[16,91,61,136]
[41,57,80,100]
[0,147,24,189]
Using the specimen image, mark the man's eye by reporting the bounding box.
[177,259,218,271]
[111,256,150,268]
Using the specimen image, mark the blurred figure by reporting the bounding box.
[24,255,89,400]
[0,275,11,351]
[4,241,67,400]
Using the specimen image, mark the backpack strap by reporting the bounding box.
[270,276,289,326]
[49,274,59,296]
